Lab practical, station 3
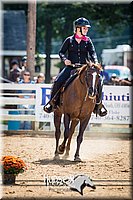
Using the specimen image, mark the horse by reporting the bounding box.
[53,62,102,161]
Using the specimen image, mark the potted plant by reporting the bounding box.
[1,156,27,185]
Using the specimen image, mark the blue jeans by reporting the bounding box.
[51,66,74,99]
[18,104,35,130]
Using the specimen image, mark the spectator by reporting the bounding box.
[9,59,21,82]
[18,70,35,130]
[36,73,45,83]
[8,59,21,130]
[101,65,110,85]
[108,73,120,85]
[21,56,27,78]
[21,56,27,70]
[119,76,133,86]
[36,73,45,130]
[108,73,133,86]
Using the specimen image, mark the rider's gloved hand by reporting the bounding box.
[64,59,72,66]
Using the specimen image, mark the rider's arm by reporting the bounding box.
[87,38,98,64]
[59,37,70,62]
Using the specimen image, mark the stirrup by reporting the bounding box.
[99,104,107,117]
[93,103,107,117]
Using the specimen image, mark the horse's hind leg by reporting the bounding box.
[54,110,62,160]
[74,116,90,162]
[58,113,70,154]
[63,119,79,159]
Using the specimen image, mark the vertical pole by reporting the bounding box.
[27,0,36,78]
[45,18,52,83]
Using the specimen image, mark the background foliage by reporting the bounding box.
[3,2,132,82]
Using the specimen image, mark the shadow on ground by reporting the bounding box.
[33,158,86,166]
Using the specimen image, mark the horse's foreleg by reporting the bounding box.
[54,111,62,159]
[58,113,70,154]
[74,116,90,162]
[64,119,79,158]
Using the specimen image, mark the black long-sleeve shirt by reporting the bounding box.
[59,34,98,64]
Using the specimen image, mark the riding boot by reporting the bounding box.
[93,79,107,117]
[43,81,62,113]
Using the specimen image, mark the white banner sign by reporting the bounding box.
[35,85,132,124]
[90,85,131,124]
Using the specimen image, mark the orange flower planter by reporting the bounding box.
[1,156,27,185]
[2,173,16,185]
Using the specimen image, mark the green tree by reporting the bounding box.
[3,2,132,82]
[37,2,132,82]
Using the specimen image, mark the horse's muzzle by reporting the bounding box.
[88,95,96,100]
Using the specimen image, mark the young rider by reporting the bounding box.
[44,17,107,117]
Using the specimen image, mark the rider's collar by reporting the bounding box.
[75,34,89,42]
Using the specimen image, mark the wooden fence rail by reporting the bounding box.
[0,83,131,133]
[0,83,39,130]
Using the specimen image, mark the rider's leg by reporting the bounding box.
[93,77,107,117]
[44,66,73,113]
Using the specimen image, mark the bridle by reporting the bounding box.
[85,64,101,99]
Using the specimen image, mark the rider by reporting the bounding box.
[44,17,107,117]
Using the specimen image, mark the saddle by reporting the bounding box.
[62,66,87,92]
[62,72,78,92]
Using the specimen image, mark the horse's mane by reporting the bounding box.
[77,63,103,77]
[77,64,88,76]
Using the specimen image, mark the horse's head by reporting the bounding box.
[85,62,102,99]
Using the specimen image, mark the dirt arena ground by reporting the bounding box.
[1,131,132,200]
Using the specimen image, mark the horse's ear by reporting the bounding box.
[94,62,103,71]
[86,59,93,67]
[86,59,90,65]
[98,63,103,71]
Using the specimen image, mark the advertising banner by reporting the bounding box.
[35,85,132,124]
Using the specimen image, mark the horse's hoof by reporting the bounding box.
[74,156,82,162]
[62,153,69,160]
[57,145,65,154]
[53,154,60,160]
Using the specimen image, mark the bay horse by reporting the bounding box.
[54,62,102,161]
